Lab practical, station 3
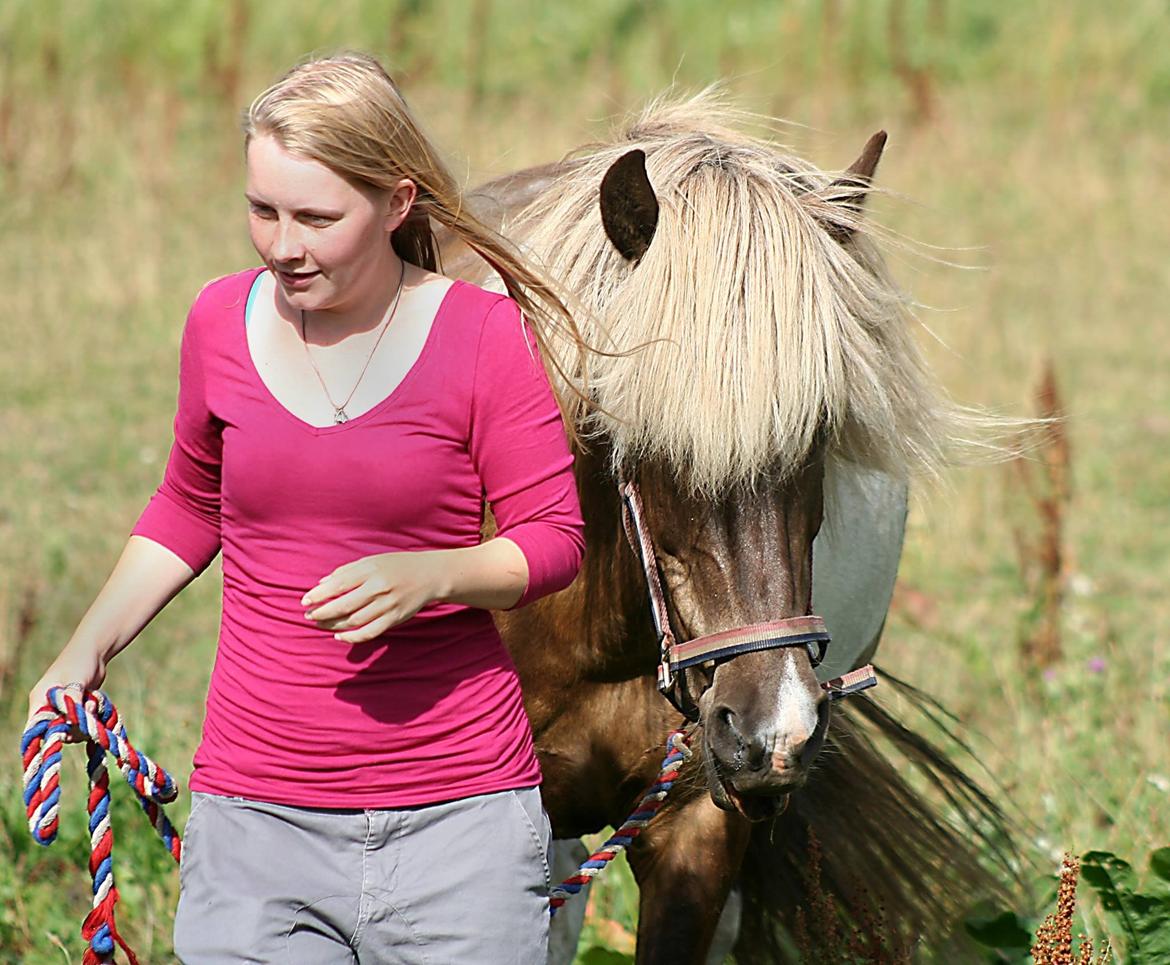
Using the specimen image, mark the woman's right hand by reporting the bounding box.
[25,648,107,727]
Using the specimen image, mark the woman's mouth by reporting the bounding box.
[276,269,320,289]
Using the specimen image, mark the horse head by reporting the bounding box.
[511,95,949,821]
[625,456,828,820]
[596,132,897,818]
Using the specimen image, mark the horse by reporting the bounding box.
[445,94,1012,962]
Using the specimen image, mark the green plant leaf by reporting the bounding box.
[1081,850,1170,962]
[1082,851,1140,913]
[1148,847,1170,897]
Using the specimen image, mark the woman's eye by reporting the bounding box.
[249,205,275,218]
[303,215,335,227]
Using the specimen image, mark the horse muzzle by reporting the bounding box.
[701,692,831,820]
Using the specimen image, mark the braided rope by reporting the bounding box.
[20,687,182,965]
[549,728,693,916]
[21,688,692,942]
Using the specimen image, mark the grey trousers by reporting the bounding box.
[174,787,552,964]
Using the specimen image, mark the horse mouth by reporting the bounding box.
[705,752,794,822]
[724,783,790,822]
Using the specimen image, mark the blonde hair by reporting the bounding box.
[242,51,592,444]
[512,91,1012,498]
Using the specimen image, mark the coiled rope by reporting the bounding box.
[20,687,690,958]
[20,686,181,965]
[549,727,694,916]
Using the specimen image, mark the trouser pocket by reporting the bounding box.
[507,787,552,890]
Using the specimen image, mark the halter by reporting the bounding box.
[618,478,876,720]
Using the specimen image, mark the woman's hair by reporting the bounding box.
[242,51,593,445]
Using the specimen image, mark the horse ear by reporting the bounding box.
[824,130,887,241]
[600,149,659,262]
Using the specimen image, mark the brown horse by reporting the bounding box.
[447,95,1012,962]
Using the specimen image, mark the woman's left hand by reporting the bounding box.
[301,551,449,643]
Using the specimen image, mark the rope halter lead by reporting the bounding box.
[548,727,694,916]
[21,686,182,965]
[617,478,877,721]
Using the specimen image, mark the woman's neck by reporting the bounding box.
[281,254,411,346]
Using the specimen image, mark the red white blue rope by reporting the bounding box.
[20,686,181,965]
[20,688,698,945]
[549,728,694,916]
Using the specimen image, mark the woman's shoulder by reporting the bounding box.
[446,278,525,337]
[428,276,524,360]
[178,267,262,350]
[449,284,544,387]
[189,267,262,319]
[432,270,509,311]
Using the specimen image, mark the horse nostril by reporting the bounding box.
[714,706,753,753]
[713,707,769,769]
[716,705,738,736]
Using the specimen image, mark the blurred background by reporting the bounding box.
[1,1,1168,961]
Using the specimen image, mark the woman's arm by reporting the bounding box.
[26,535,196,720]
[466,297,585,609]
[27,282,228,719]
[300,538,528,642]
[429,536,529,611]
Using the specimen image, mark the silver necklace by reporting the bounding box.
[300,261,406,425]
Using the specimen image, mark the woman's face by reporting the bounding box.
[245,134,412,315]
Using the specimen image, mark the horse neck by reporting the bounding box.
[567,443,662,678]
[469,160,577,224]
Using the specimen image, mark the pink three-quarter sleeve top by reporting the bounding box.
[131,268,585,808]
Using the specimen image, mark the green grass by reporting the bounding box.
[3,1,1169,961]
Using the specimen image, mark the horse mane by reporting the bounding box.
[513,91,973,499]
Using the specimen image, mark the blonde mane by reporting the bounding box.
[513,93,968,499]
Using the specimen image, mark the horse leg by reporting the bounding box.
[627,794,752,965]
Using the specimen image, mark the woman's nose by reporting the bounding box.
[271,220,305,264]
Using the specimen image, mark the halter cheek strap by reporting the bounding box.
[618,478,876,720]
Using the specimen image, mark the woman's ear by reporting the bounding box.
[386,178,418,233]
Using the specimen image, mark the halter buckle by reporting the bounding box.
[656,658,674,692]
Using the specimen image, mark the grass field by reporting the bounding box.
[2,1,1169,961]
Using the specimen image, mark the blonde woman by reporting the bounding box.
[27,52,586,963]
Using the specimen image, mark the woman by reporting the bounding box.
[27,52,587,963]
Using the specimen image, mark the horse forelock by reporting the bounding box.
[517,92,957,499]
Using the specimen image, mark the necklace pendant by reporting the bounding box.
[333,407,349,425]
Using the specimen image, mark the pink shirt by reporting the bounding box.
[132,268,584,807]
